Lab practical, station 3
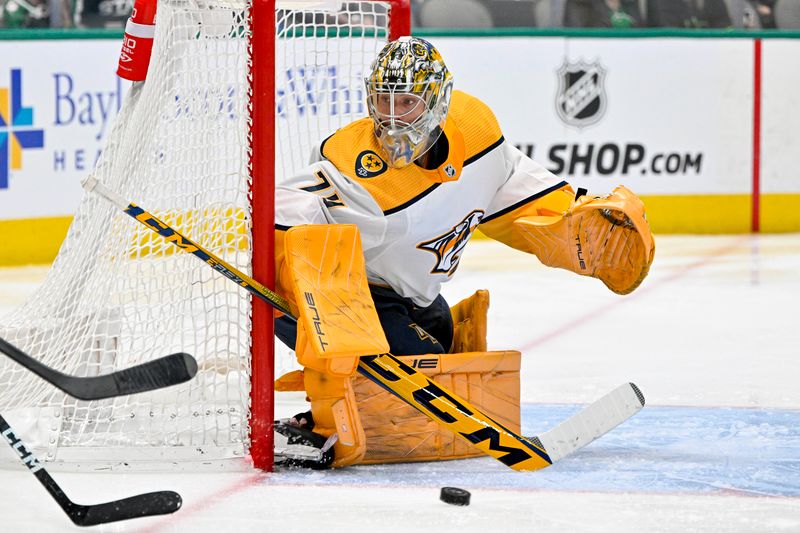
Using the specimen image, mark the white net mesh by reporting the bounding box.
[0,0,393,470]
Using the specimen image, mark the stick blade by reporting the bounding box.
[72,352,198,401]
[75,490,182,526]
[535,382,645,463]
[112,352,198,397]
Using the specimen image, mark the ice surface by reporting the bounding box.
[1,235,798,532]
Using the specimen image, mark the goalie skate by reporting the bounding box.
[273,420,335,470]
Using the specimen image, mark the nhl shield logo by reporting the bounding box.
[555,60,607,128]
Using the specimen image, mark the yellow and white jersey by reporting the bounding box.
[276,90,572,307]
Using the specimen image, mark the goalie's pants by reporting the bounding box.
[275,285,453,355]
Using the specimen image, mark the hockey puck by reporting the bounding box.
[440,486,470,506]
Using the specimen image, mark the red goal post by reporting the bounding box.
[251,0,411,471]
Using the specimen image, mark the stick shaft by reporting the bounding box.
[1,414,78,516]
[1,413,182,525]
[83,176,294,317]
[0,337,70,391]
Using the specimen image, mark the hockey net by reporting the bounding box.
[0,0,408,471]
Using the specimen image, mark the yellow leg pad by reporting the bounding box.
[285,224,389,369]
[294,320,359,376]
[274,370,305,392]
[354,350,522,465]
[449,290,489,353]
[303,367,366,467]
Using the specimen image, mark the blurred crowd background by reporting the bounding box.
[410,0,790,29]
[1,0,797,34]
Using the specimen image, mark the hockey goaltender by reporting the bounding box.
[270,37,654,469]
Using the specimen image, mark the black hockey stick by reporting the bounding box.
[0,414,181,526]
[0,337,197,401]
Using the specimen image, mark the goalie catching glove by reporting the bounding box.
[514,185,655,295]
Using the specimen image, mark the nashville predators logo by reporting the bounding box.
[418,210,484,275]
[355,150,387,178]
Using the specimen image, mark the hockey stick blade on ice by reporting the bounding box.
[83,177,645,471]
[0,337,197,401]
[1,414,181,526]
[528,382,645,463]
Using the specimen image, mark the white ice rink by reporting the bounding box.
[1,234,798,532]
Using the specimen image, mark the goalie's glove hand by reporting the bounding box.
[515,185,655,295]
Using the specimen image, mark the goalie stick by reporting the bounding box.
[0,414,181,526]
[83,176,644,471]
[0,337,198,401]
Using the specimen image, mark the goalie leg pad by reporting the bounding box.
[353,350,521,465]
[449,290,489,353]
[303,367,367,468]
[294,320,359,377]
[274,369,305,392]
[278,290,500,466]
[277,349,520,466]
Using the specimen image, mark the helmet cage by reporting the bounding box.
[365,38,453,168]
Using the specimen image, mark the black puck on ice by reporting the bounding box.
[440,486,471,506]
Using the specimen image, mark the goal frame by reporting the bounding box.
[249,0,410,471]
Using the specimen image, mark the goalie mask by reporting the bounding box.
[365,37,454,168]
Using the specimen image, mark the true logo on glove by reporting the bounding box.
[574,235,586,270]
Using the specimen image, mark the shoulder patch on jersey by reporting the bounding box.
[355,150,388,178]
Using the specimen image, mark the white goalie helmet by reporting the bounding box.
[365,36,454,168]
